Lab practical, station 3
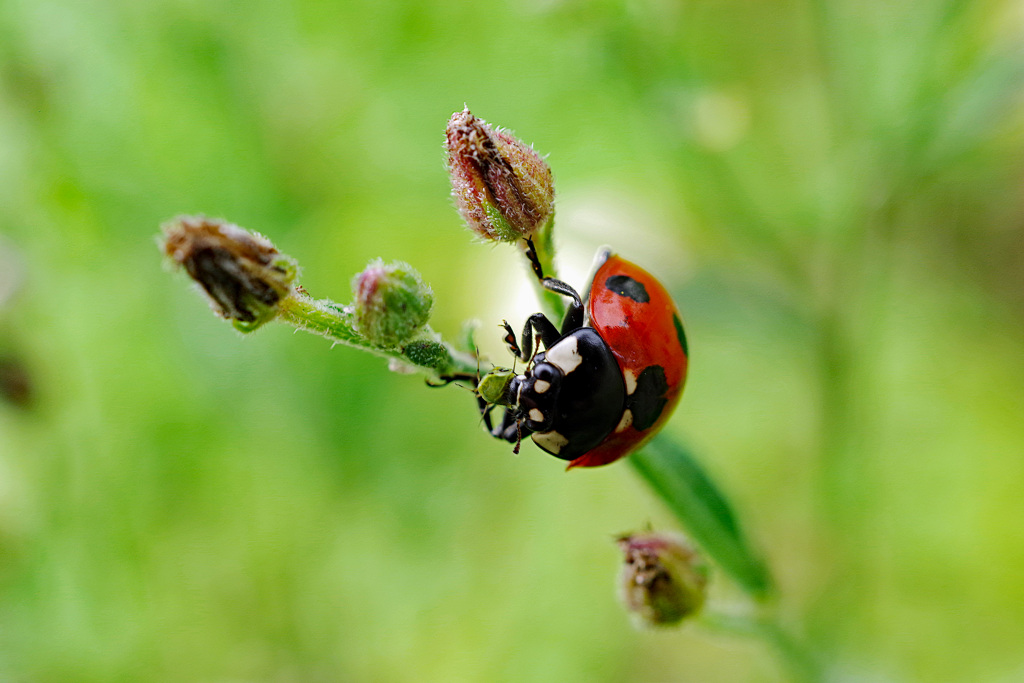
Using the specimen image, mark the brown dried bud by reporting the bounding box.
[617,531,708,627]
[162,216,297,331]
[0,356,31,408]
[445,108,554,243]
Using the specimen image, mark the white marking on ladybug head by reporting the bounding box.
[532,430,569,454]
[623,369,637,395]
[545,335,582,374]
[533,379,551,394]
[529,408,544,422]
[614,409,633,433]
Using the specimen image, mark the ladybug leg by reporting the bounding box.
[478,392,510,437]
[520,313,561,355]
[501,415,520,442]
[496,408,523,442]
[541,278,585,334]
[478,395,497,432]
[426,372,477,388]
[479,389,536,456]
[523,237,547,281]
[483,403,532,453]
[507,411,532,455]
[523,237,585,334]
[501,320,527,360]
[479,397,517,444]
[504,313,563,361]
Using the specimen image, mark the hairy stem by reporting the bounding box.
[700,609,822,683]
[278,292,477,378]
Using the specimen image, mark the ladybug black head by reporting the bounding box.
[476,359,565,436]
[512,360,563,432]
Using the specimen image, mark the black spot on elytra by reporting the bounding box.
[605,275,649,303]
[673,313,688,356]
[628,365,669,431]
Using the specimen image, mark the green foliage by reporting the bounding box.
[632,438,771,599]
[2,0,1024,681]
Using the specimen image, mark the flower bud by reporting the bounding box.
[445,108,554,243]
[352,260,433,348]
[0,355,31,408]
[162,216,297,332]
[0,238,25,311]
[617,531,708,627]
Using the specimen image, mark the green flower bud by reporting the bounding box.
[446,108,554,243]
[352,260,433,348]
[161,216,297,332]
[617,532,709,627]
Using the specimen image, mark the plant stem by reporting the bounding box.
[520,216,566,321]
[277,292,478,379]
[700,609,822,683]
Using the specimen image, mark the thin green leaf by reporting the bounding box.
[630,435,773,599]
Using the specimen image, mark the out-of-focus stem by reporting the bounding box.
[700,609,822,683]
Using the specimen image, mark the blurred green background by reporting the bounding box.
[2,0,1024,681]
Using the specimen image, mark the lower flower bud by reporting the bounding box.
[617,531,708,627]
[0,355,31,408]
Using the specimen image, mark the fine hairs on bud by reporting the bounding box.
[161,216,297,331]
[445,108,554,243]
[352,259,433,348]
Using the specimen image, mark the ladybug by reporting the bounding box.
[474,241,689,468]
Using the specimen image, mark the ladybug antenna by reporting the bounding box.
[527,335,540,366]
[512,418,523,455]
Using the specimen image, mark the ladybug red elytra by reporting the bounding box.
[472,242,689,469]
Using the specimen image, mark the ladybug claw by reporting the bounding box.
[523,237,545,281]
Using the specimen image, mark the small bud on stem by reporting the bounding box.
[352,260,433,348]
[162,216,297,332]
[617,531,709,627]
[446,108,554,243]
